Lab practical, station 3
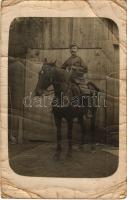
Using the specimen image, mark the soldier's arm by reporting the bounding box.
[38,65,44,76]
[61,59,69,69]
[80,58,88,73]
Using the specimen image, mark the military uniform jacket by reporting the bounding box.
[62,55,88,78]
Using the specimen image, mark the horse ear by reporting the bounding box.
[53,60,57,65]
[44,58,47,63]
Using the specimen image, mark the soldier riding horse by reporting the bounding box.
[33,59,100,160]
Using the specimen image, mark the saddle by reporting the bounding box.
[71,78,91,96]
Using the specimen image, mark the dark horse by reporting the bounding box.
[33,61,100,159]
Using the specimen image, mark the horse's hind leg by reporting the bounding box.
[78,116,85,150]
[54,117,62,160]
[90,109,96,152]
[66,120,73,158]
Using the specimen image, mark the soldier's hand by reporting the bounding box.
[71,65,77,71]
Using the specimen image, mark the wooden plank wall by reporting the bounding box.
[8,17,119,142]
[9,18,118,51]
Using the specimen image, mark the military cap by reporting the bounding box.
[69,43,79,49]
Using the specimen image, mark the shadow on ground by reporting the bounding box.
[9,141,118,178]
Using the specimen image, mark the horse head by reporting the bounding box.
[34,60,57,96]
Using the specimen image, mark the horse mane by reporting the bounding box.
[51,64,71,83]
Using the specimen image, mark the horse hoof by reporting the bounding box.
[66,151,72,160]
[91,145,96,153]
[54,152,61,161]
[91,150,96,154]
[78,145,84,152]
[91,147,96,153]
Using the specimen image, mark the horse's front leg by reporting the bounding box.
[54,116,62,160]
[78,116,85,150]
[66,120,73,158]
[90,109,96,152]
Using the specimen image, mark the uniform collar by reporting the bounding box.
[71,54,78,58]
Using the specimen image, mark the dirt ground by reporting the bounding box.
[9,141,118,178]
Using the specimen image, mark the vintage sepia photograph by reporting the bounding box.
[1,0,127,198]
[8,17,120,178]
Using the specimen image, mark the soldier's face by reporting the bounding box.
[70,46,78,56]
